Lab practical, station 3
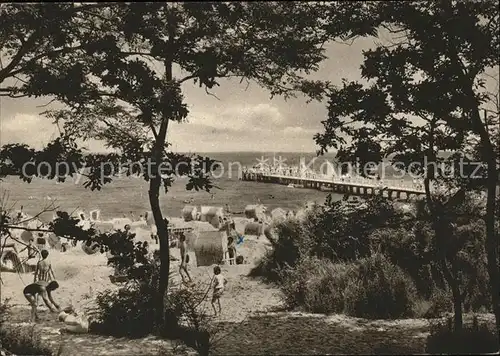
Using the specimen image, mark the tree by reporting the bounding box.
[0,3,110,97]
[316,0,499,332]
[0,2,354,323]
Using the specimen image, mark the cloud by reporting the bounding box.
[283,126,317,136]
[186,103,285,133]
[0,39,373,152]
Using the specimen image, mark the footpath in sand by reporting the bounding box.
[1,244,283,355]
[2,248,195,356]
[2,241,480,354]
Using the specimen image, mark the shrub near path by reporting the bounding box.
[3,261,497,355]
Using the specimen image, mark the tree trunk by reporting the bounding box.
[424,136,464,331]
[450,279,463,331]
[469,107,499,337]
[149,176,169,325]
[442,5,500,334]
[484,158,499,337]
[148,57,174,325]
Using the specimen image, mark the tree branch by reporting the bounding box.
[0,91,30,98]
[2,225,53,233]
[0,30,40,83]
[205,87,220,100]
[178,74,198,84]
[36,98,58,108]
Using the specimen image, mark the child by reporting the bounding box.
[34,249,56,282]
[211,265,227,316]
[227,235,236,265]
[23,280,60,322]
[179,233,192,284]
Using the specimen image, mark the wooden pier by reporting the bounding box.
[241,171,426,200]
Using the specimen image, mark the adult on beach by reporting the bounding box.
[227,222,238,265]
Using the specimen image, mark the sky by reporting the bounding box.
[0,37,376,153]
[2,33,496,154]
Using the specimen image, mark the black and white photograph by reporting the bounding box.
[0,2,499,355]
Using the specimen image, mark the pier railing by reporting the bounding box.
[243,168,427,193]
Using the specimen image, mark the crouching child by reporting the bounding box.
[23,280,60,322]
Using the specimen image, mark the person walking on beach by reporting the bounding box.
[211,265,227,316]
[179,233,192,284]
[227,235,237,265]
[34,249,56,283]
[227,222,237,265]
[150,224,159,244]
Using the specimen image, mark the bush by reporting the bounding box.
[371,226,438,299]
[426,316,499,354]
[252,195,405,282]
[420,288,453,319]
[0,325,53,356]
[277,255,418,319]
[89,282,159,338]
[250,218,310,282]
[88,233,216,354]
[277,257,340,310]
[164,287,211,355]
[302,263,353,314]
[88,238,162,338]
[343,254,417,319]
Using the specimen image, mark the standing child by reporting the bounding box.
[211,265,227,316]
[34,249,56,283]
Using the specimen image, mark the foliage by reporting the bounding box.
[306,195,404,261]
[316,1,499,182]
[277,254,418,319]
[87,230,219,355]
[343,254,417,319]
[88,251,161,338]
[0,325,54,356]
[252,194,405,281]
[164,286,213,356]
[90,282,159,338]
[252,218,310,282]
[316,0,499,331]
[425,316,499,354]
[421,288,454,319]
[372,197,491,316]
[370,226,438,298]
[0,299,10,329]
[278,257,353,314]
[0,4,97,92]
[94,229,151,280]
[0,3,365,320]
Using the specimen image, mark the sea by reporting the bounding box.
[0,151,407,221]
[0,152,341,221]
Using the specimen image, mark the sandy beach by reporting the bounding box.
[1,228,462,355]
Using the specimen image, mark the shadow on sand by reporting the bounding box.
[210,313,428,355]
